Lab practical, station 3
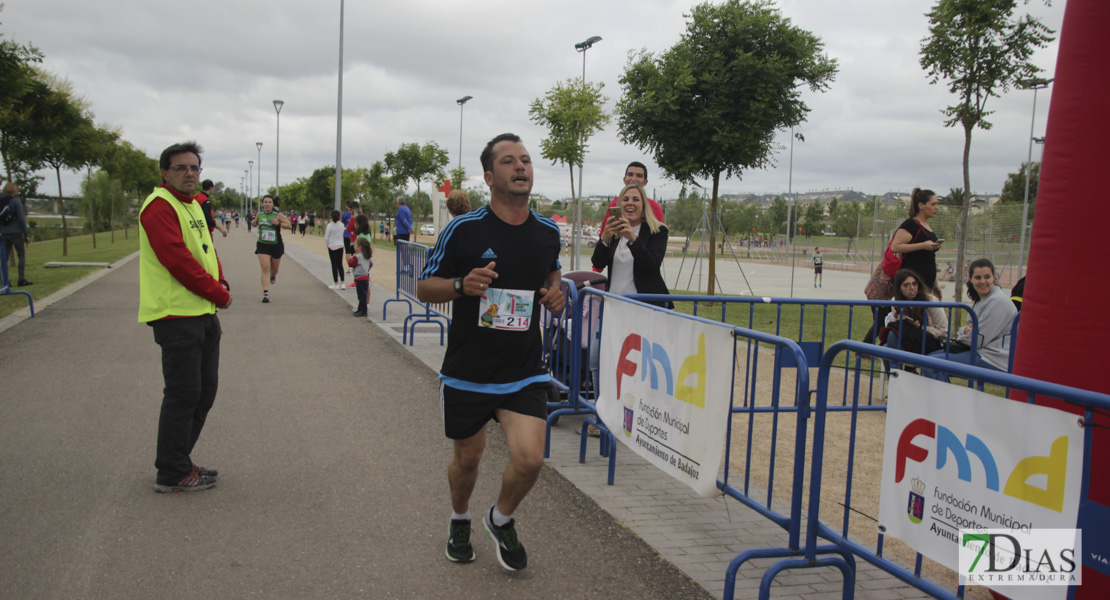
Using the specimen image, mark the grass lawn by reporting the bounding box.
[668,289,877,342]
[1,232,139,319]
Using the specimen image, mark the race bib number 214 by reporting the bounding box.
[478,288,534,331]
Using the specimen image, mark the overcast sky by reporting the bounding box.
[6,0,1065,203]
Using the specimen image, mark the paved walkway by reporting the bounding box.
[0,226,935,599]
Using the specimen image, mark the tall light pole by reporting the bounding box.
[248,160,254,220]
[334,0,345,211]
[456,95,473,171]
[255,142,263,213]
[572,35,602,271]
[787,126,797,297]
[273,99,284,198]
[1016,77,1051,280]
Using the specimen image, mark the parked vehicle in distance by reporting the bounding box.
[419,224,434,235]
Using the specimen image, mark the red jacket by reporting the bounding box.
[140,184,231,316]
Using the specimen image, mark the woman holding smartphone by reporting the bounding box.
[590,182,672,308]
[890,188,944,298]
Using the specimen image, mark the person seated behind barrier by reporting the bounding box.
[590,182,672,309]
[878,269,949,356]
[923,258,1016,382]
[446,189,471,218]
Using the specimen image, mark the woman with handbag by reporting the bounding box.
[923,259,1017,382]
[863,188,943,345]
[890,188,944,299]
[879,269,949,356]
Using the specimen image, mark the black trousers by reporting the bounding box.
[151,314,221,485]
[2,233,26,280]
[328,247,345,283]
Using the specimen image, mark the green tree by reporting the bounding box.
[79,170,120,230]
[617,0,837,294]
[0,6,45,183]
[767,196,789,234]
[411,190,432,219]
[998,161,1040,208]
[363,161,395,219]
[941,187,965,208]
[830,200,863,251]
[919,0,1053,302]
[666,189,706,236]
[802,200,824,237]
[447,166,468,190]
[103,139,158,239]
[721,201,759,238]
[16,72,96,255]
[384,142,449,203]
[306,166,335,212]
[74,124,119,247]
[528,78,610,208]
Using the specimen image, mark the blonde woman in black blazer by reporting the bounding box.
[590,183,672,308]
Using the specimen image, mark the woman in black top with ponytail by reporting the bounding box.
[890,188,944,298]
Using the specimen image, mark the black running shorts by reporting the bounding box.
[255,242,285,259]
[439,382,548,440]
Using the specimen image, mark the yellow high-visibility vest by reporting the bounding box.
[137,187,219,322]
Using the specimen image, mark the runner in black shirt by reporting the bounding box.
[418,133,563,572]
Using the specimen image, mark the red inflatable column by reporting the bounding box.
[1011,0,1110,595]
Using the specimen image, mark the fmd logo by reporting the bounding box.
[894,418,1070,512]
[615,332,707,408]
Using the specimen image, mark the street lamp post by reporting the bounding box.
[255,142,263,214]
[248,160,254,220]
[456,96,473,171]
[572,35,602,271]
[1016,77,1051,280]
[334,0,345,211]
[787,127,797,298]
[273,99,284,198]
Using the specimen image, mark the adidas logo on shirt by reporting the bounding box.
[481,248,498,260]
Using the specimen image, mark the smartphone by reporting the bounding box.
[608,206,621,220]
[936,239,945,244]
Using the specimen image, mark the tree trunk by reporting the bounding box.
[568,164,577,270]
[955,123,973,314]
[112,187,120,243]
[88,166,97,249]
[56,166,68,256]
[708,172,719,296]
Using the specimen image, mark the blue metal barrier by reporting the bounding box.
[0,243,34,316]
[382,240,451,345]
[545,288,860,596]
[800,341,1110,600]
[630,294,980,404]
[541,288,1098,598]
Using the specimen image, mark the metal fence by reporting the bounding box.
[381,240,452,345]
[540,287,1102,599]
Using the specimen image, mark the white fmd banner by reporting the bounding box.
[597,296,734,497]
[878,372,1084,599]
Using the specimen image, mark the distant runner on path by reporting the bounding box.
[813,247,823,288]
[251,194,291,303]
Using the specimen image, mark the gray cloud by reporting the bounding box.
[8,0,1063,202]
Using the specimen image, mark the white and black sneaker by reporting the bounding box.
[445,519,475,563]
[483,507,527,571]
